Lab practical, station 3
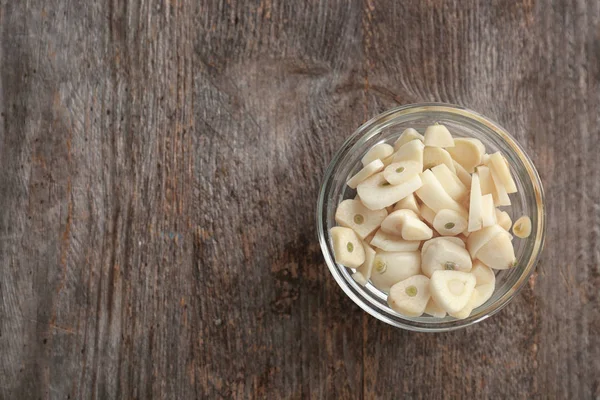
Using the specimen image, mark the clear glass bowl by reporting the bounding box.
[316,103,546,332]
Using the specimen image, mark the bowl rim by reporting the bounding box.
[316,102,546,332]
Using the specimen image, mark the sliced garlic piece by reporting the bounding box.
[424,298,447,318]
[424,124,455,148]
[433,209,468,236]
[466,224,506,259]
[393,193,420,215]
[393,128,424,151]
[393,139,425,167]
[446,138,484,173]
[381,209,419,236]
[423,147,456,173]
[415,170,466,214]
[347,159,385,189]
[470,261,496,285]
[431,164,468,201]
[481,194,497,228]
[481,153,491,165]
[421,237,465,256]
[370,251,421,292]
[335,199,388,239]
[476,231,515,269]
[449,291,477,319]
[387,275,431,317]
[489,152,517,193]
[490,165,512,206]
[361,143,394,166]
[357,172,423,210]
[496,209,513,231]
[382,153,396,167]
[472,283,495,308]
[453,160,472,188]
[429,270,476,313]
[476,165,495,196]
[421,239,472,277]
[468,172,483,232]
[420,204,436,226]
[352,272,369,286]
[512,216,532,238]
[330,227,365,268]
[401,218,433,241]
[355,240,377,281]
[370,229,421,252]
[384,161,422,185]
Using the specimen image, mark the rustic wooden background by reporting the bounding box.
[0,0,598,398]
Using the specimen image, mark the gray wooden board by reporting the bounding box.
[0,0,598,398]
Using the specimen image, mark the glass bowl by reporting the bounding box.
[316,103,546,332]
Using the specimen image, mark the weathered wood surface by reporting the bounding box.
[0,0,598,398]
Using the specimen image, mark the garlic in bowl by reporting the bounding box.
[317,103,545,332]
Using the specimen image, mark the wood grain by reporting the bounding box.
[0,0,598,398]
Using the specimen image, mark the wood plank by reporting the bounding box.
[0,0,598,398]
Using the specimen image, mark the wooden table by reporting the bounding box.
[1,1,598,398]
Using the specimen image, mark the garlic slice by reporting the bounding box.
[362,143,394,166]
[393,128,424,151]
[331,227,366,268]
[347,159,385,189]
[429,270,476,313]
[424,124,455,148]
[357,172,423,211]
[388,275,431,317]
[335,199,388,239]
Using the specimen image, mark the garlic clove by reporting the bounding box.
[393,139,425,167]
[421,237,465,256]
[393,128,424,151]
[335,199,388,239]
[420,203,436,226]
[453,160,472,188]
[433,209,468,236]
[476,165,495,196]
[352,272,369,286]
[476,232,516,270]
[489,152,517,193]
[423,147,456,173]
[387,275,431,317]
[415,170,467,214]
[466,224,506,259]
[446,138,485,173]
[361,143,394,166]
[512,215,532,238]
[424,298,447,318]
[429,270,476,313]
[496,209,513,231]
[448,290,478,319]
[330,227,366,268]
[424,124,455,148]
[381,209,419,236]
[370,229,421,252]
[401,217,434,241]
[355,240,377,282]
[393,193,420,215]
[357,172,423,210]
[490,165,512,206]
[481,194,497,228]
[370,251,421,292]
[347,159,385,189]
[431,164,468,202]
[472,283,495,309]
[468,171,483,232]
[421,239,472,277]
[470,260,496,285]
[383,161,422,185]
